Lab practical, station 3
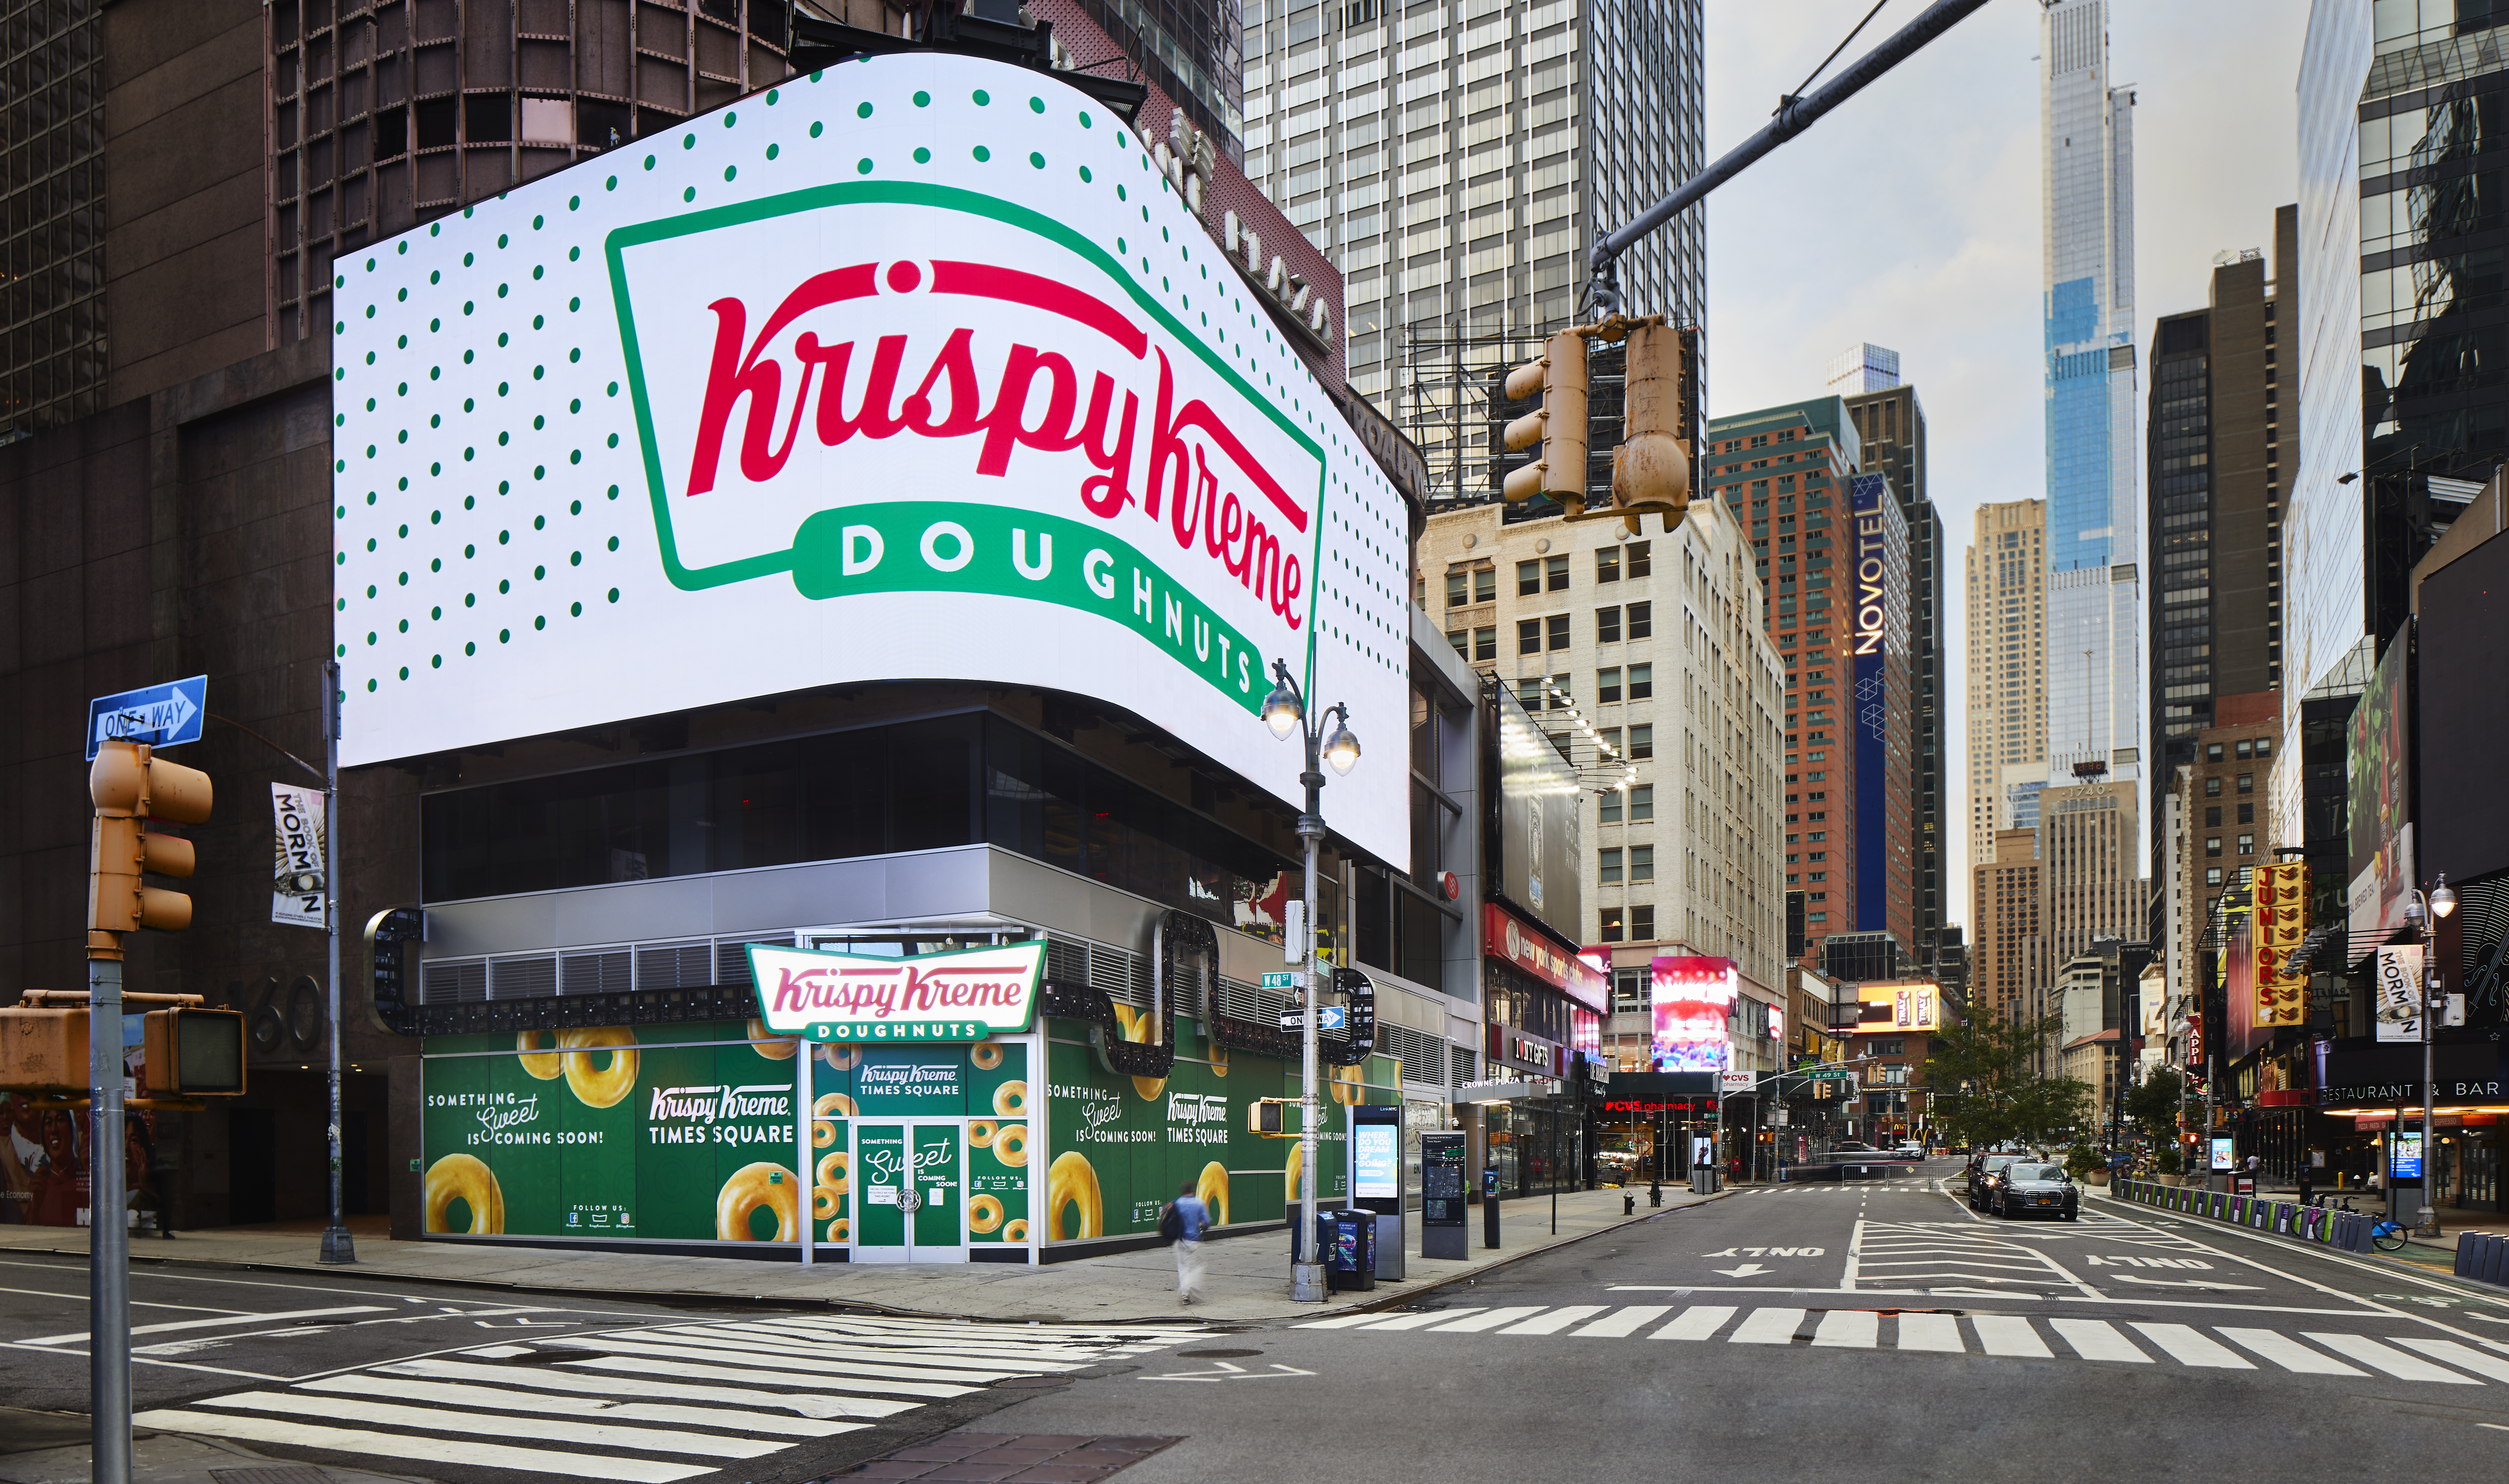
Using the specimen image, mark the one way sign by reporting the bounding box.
[86,676,208,760]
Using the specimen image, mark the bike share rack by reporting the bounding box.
[2109,1179,2380,1254]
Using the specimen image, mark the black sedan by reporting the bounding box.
[1987,1162,2080,1221]
[1965,1153,2024,1209]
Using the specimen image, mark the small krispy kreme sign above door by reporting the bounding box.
[747,941,1043,1040]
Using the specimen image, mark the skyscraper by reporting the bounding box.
[1843,378,1944,970]
[2146,214,2294,882]
[2039,0,2142,790]
[1239,0,1706,495]
[1827,343,1902,397]
[1964,500,2049,880]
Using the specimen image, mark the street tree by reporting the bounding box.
[1920,1008,2092,1149]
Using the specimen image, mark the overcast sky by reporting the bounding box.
[1701,0,2308,933]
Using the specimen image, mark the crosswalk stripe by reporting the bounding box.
[296,1374,869,1438]
[1894,1314,1963,1352]
[1653,1306,1739,1341]
[1498,1306,1608,1335]
[2130,1324,2253,1369]
[2304,1333,2482,1384]
[1729,1308,1806,1345]
[1354,1309,1484,1332]
[1811,1311,1878,1349]
[193,1390,783,1459]
[1292,1313,1396,1329]
[2216,1329,2365,1376]
[378,1359,921,1419]
[545,1339,984,1395]
[1570,1306,1670,1338]
[2048,1319,2149,1363]
[1425,1306,1548,1333]
[1971,1316,2052,1358]
[702,1322,1113,1362]
[2393,1338,2509,1383]
[129,1409,712,1484]
[589,1330,1040,1381]
[554,1352,976,1399]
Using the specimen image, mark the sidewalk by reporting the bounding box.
[0,1186,1719,1325]
[2091,1185,2509,1280]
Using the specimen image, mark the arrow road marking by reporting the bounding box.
[1142,1360,1316,1383]
[1713,1264,1772,1278]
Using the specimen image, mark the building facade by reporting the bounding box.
[1963,500,2049,880]
[1844,380,1944,971]
[1418,498,1787,994]
[2039,0,2143,794]
[2146,220,2292,864]
[2036,777,2146,981]
[1241,0,1706,500]
[1972,827,2043,1021]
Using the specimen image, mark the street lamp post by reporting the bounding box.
[1260,658,1361,1303]
[2410,874,2457,1238]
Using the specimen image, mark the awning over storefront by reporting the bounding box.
[2314,1036,2509,1111]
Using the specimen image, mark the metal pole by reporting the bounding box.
[2418,909,2439,1237]
[320,660,354,1264]
[798,1038,815,1266]
[1585,0,1990,305]
[89,942,131,1484]
[1292,722,1327,1303]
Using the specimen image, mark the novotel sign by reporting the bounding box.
[332,52,1409,868]
[745,940,1043,1040]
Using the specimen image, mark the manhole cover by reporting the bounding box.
[1176,1348,1262,1358]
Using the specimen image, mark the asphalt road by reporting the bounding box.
[7,1164,2507,1484]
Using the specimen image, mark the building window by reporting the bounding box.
[2237,802,2253,824]
[1872,1039,1905,1057]
[2206,837,2223,858]
[1446,570,1469,607]
[2205,743,2223,762]
[1599,907,1625,942]
[1630,906,1655,940]
[1519,619,1542,656]
[2205,806,2222,827]
[1518,560,1542,596]
[2237,833,2254,856]
[1475,567,1497,604]
[1520,678,1545,708]
[2235,739,2253,759]
[1446,629,1468,656]
[1600,792,1622,825]
[1598,727,1622,755]
[1628,786,1654,823]
[1628,724,1654,759]
[1597,548,1622,583]
[2237,773,2253,794]
[1629,845,1654,884]
[1600,847,1624,886]
[1473,627,1497,661]
[1547,555,1570,591]
[1549,674,1572,709]
[2254,737,2272,757]
[1547,614,1571,650]
[1627,542,1652,578]
[1597,606,1622,643]
[1628,664,1654,700]
[1598,668,1622,703]
[1627,602,1652,639]
[2205,777,2222,797]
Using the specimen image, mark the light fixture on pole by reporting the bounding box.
[2411,874,2456,1237]
[1259,656,1361,1303]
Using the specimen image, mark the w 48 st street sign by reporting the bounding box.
[85,676,207,761]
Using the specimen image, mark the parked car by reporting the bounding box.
[1894,1140,1926,1161]
[1987,1161,2080,1221]
[1966,1153,2025,1209]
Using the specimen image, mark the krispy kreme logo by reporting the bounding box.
[747,941,1044,1037]
[648,1083,794,1124]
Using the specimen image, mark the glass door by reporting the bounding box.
[849,1120,965,1262]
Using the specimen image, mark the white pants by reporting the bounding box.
[1175,1237,1205,1301]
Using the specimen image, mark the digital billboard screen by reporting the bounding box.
[1650,956,1733,1073]
[332,53,1410,865]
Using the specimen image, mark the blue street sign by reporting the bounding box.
[86,675,208,761]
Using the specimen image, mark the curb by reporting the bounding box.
[2089,1190,2509,1300]
[1285,1189,1739,1322]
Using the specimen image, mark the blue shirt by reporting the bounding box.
[1174,1195,1211,1242]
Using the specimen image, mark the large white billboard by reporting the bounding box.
[333,53,1409,864]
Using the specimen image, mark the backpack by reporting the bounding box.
[1157,1201,1184,1245]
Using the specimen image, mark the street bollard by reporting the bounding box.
[1624,1193,1635,1215]
[1648,1179,1663,1208]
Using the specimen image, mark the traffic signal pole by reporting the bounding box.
[321,662,353,1265]
[86,934,131,1484]
[1582,0,1990,317]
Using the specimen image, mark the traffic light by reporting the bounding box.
[1499,329,1591,514]
[88,738,212,938]
[1606,316,1694,535]
[141,1006,247,1097]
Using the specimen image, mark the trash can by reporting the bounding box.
[1690,1166,1720,1195]
[1317,1208,1376,1293]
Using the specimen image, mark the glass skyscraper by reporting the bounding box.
[2038,0,2142,789]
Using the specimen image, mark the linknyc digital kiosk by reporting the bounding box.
[1328,1103,1404,1286]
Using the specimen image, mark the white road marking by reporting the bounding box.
[2047,1319,2149,1363]
[192,1389,783,1458]
[1894,1314,1964,1353]
[128,1409,712,1483]
[19,1306,393,1346]
[1652,1306,1740,1341]
[1497,1306,1608,1335]
[1292,1313,1394,1329]
[376,1358,921,1419]
[2130,1323,2255,1369]
[1728,1308,1806,1345]
[1351,1309,1484,1332]
[542,1337,991,1392]
[554,1352,977,1399]
[2302,1332,2482,1383]
[1970,1315,2053,1358]
[2216,1329,2365,1375]
[1424,1306,1547,1334]
[295,1373,868,1437]
[1571,1306,1671,1337]
[1811,1310,1878,1349]
[2393,1338,2509,1383]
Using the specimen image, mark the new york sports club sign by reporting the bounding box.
[333,53,1410,865]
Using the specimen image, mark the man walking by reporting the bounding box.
[1170,1179,1211,1306]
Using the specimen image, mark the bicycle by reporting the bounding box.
[2370,1217,2408,1252]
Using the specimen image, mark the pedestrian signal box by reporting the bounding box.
[143,1007,247,1097]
